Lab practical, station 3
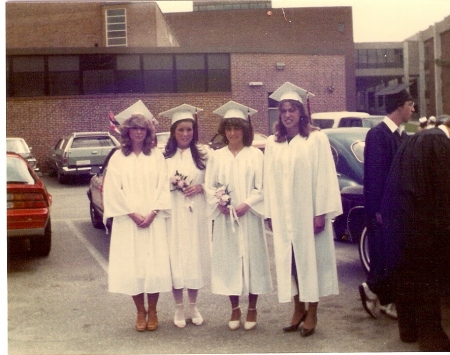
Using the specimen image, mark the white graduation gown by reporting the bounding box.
[205,146,272,296]
[264,131,342,303]
[166,146,211,290]
[103,149,172,296]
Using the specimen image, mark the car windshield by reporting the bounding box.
[312,119,334,129]
[351,141,365,163]
[7,156,35,184]
[6,139,30,154]
[72,137,116,148]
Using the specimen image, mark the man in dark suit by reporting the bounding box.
[358,83,414,319]
[381,118,450,351]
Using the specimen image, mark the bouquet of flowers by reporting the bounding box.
[170,170,190,192]
[215,183,231,207]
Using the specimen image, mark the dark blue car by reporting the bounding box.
[323,127,370,273]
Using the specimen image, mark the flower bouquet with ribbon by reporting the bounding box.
[215,183,239,231]
[170,170,194,212]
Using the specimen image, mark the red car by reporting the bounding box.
[7,152,52,256]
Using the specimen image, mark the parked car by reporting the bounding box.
[6,137,40,174]
[7,152,52,256]
[156,131,170,151]
[47,132,120,184]
[208,132,268,151]
[86,147,120,230]
[311,111,370,129]
[323,127,370,273]
[363,115,384,128]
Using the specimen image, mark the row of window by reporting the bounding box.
[6,53,231,97]
[355,49,403,69]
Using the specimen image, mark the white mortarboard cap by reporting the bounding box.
[269,82,315,103]
[429,116,436,122]
[213,100,257,121]
[114,100,157,125]
[159,104,203,125]
[419,117,428,124]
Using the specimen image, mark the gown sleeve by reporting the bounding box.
[103,151,134,219]
[311,132,343,219]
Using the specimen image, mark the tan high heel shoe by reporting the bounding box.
[147,310,158,331]
[135,312,147,332]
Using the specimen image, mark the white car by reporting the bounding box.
[311,111,370,129]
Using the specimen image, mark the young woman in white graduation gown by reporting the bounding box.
[103,113,171,332]
[159,104,211,328]
[205,101,272,331]
[264,83,342,337]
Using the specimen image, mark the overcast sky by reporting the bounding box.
[157,0,450,42]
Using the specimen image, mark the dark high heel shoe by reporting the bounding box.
[283,312,307,332]
[300,325,315,337]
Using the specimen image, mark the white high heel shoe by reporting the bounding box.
[244,308,257,330]
[174,303,186,328]
[189,303,203,325]
[228,306,241,330]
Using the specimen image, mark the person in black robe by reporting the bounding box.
[381,118,450,351]
[359,83,414,319]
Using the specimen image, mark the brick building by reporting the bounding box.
[6,1,355,172]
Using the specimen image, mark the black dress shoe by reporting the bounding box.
[300,325,315,337]
[283,312,307,332]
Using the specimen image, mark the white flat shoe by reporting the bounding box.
[189,303,203,326]
[174,304,186,328]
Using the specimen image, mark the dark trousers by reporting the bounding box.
[366,219,393,305]
[395,268,450,351]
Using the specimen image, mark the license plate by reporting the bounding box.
[76,160,90,165]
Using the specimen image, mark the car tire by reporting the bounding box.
[358,227,370,274]
[90,202,104,229]
[29,219,52,257]
[57,169,67,184]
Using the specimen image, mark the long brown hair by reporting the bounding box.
[120,113,155,156]
[274,99,319,142]
[164,119,206,170]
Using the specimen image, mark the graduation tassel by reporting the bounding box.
[247,107,254,137]
[306,92,312,117]
[194,108,199,143]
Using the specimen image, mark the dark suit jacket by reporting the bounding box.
[363,121,406,219]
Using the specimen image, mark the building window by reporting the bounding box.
[106,8,127,47]
[176,54,206,92]
[143,54,175,93]
[81,54,115,94]
[48,56,81,95]
[7,53,231,97]
[116,54,143,93]
[207,54,231,92]
[355,48,403,69]
[11,56,45,97]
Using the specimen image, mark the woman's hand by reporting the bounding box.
[183,184,203,198]
[128,211,157,228]
[234,203,250,217]
[218,204,230,215]
[313,214,325,234]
